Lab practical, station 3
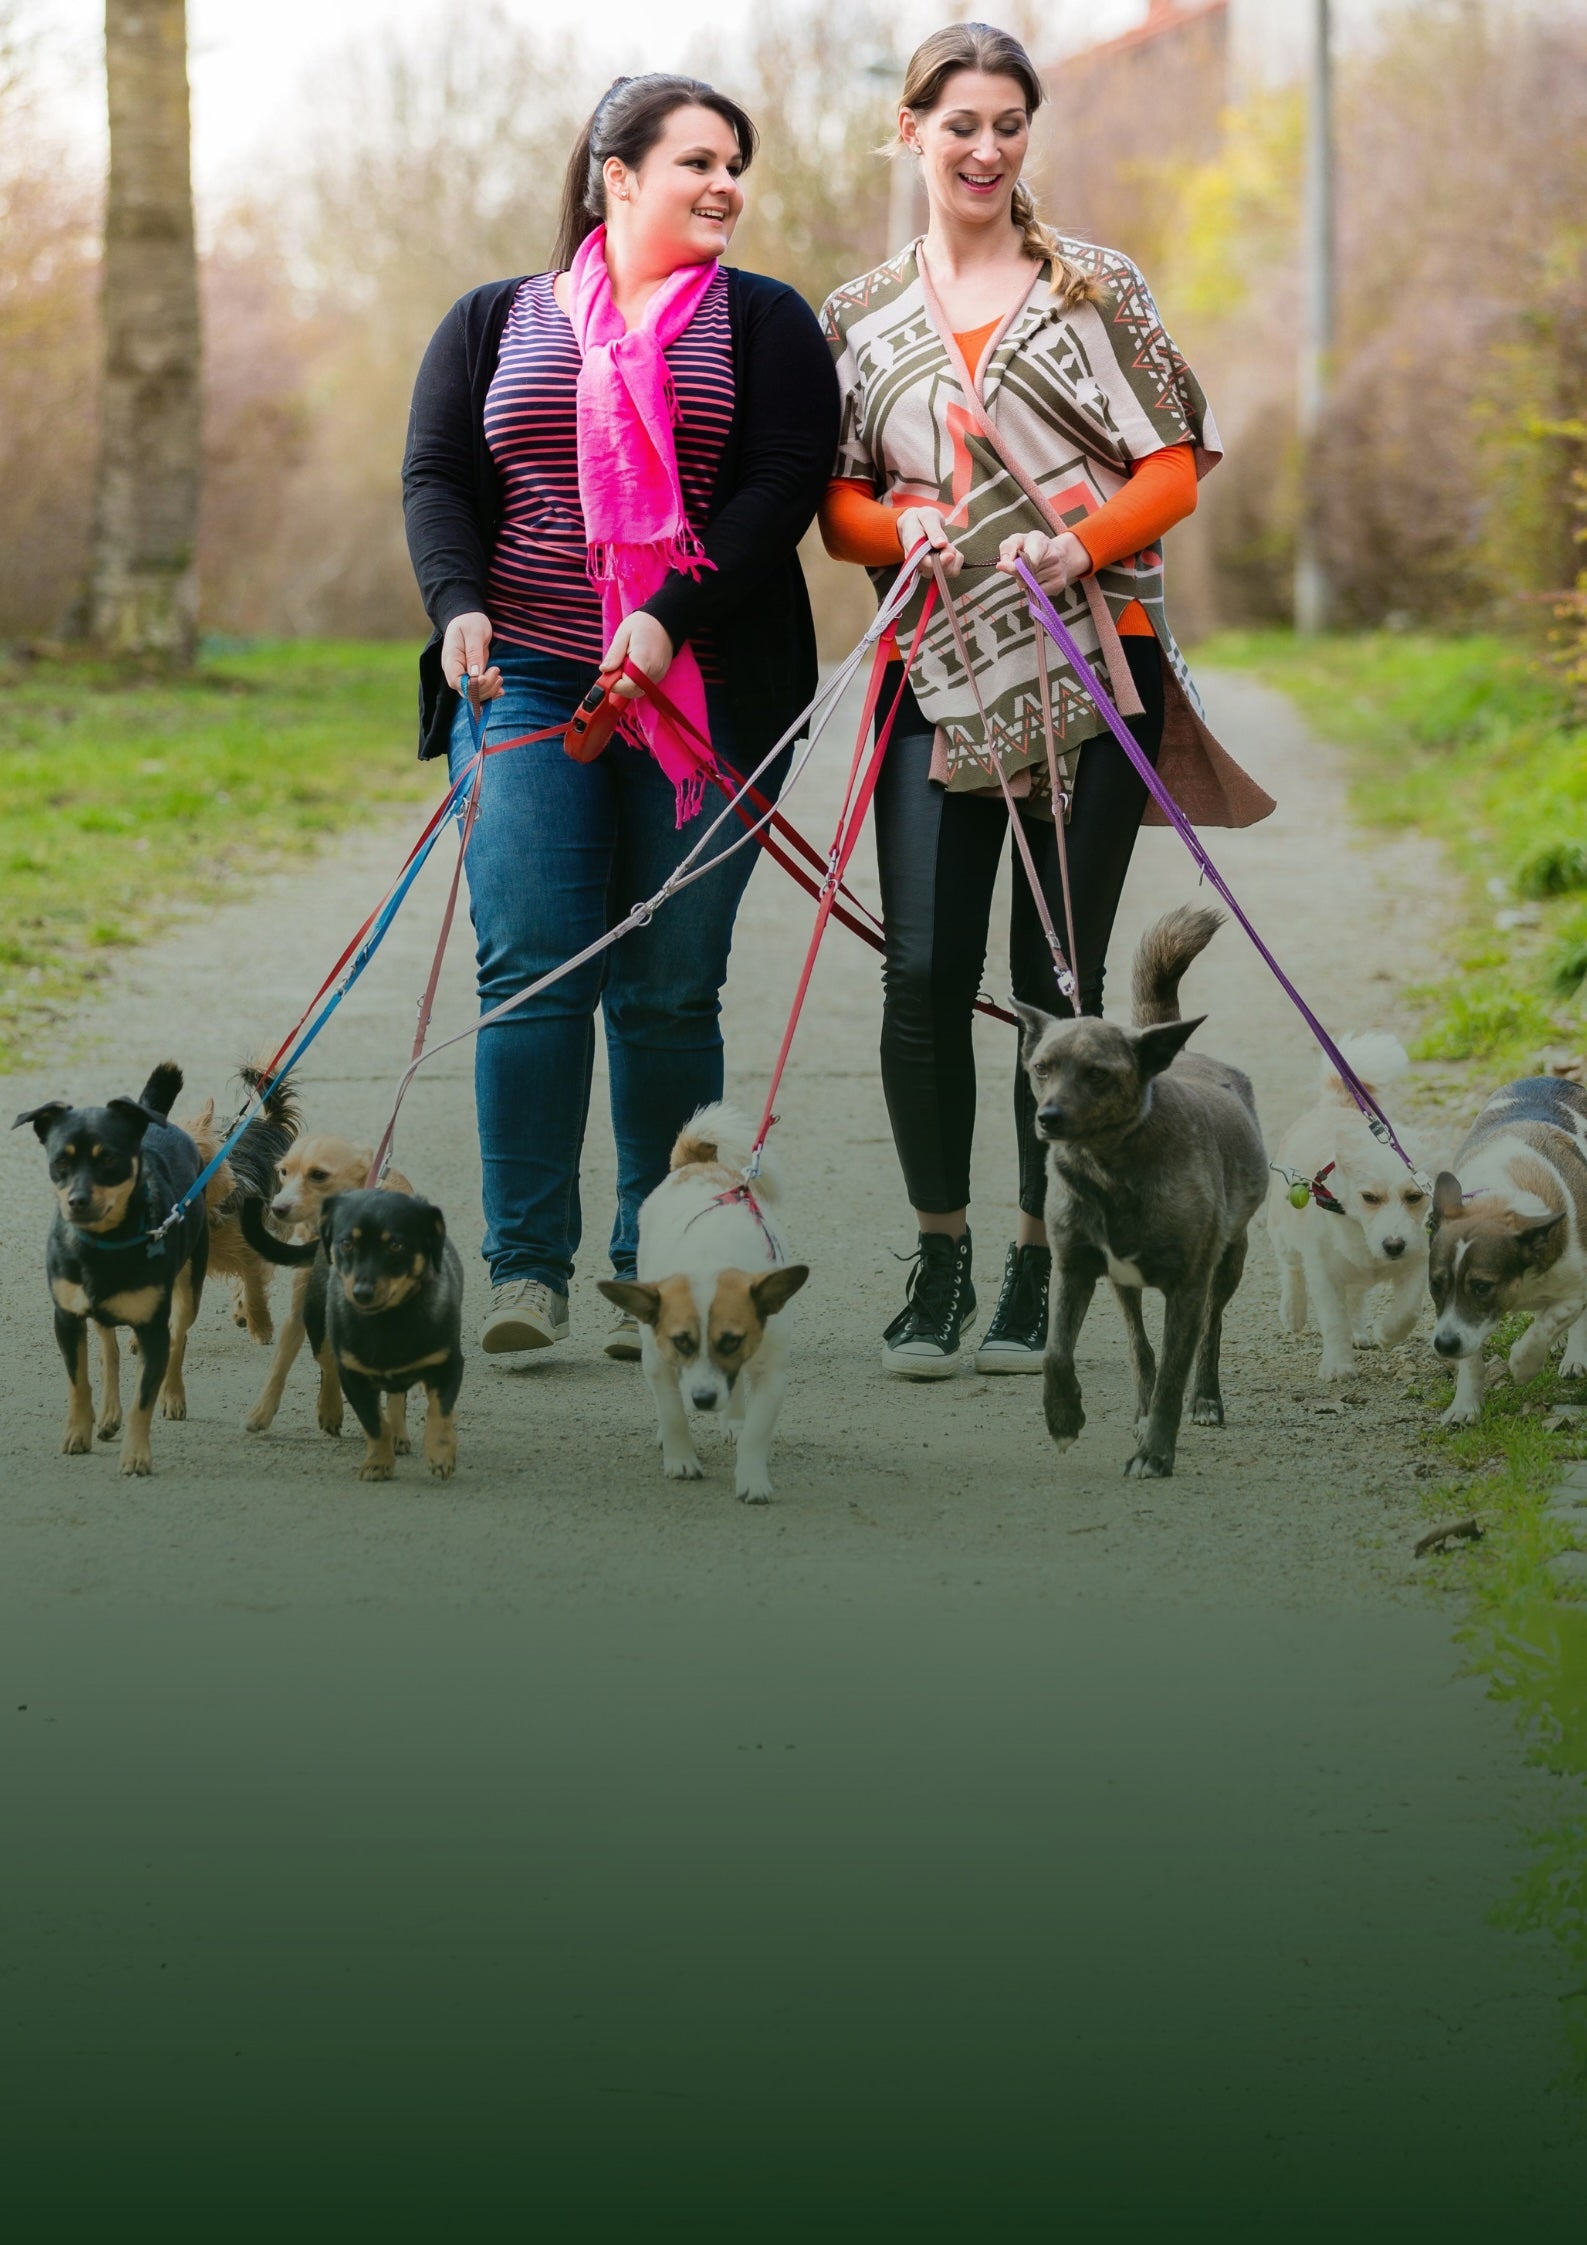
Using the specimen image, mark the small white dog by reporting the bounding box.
[598,1105,808,1504]
[1267,1034,1432,1381]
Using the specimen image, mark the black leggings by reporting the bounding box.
[872,631,1165,1219]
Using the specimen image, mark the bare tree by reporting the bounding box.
[79,0,200,661]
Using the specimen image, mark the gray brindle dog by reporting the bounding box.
[1018,907,1268,1478]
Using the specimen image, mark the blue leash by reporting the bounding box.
[76,689,489,1254]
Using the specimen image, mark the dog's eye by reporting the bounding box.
[1403,1190,1425,1206]
[1468,1278,1494,1298]
[1360,1192,1386,1208]
[716,1332,743,1354]
[674,1332,698,1357]
[308,1169,329,1183]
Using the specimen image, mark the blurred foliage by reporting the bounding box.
[0,642,428,1068]
[1203,627,1587,1076]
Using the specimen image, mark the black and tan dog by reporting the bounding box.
[243,1187,463,1479]
[16,1061,209,1476]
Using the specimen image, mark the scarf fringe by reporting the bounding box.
[586,532,715,588]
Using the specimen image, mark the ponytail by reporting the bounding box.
[1010,182,1102,312]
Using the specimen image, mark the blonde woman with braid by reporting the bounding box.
[820,20,1271,1380]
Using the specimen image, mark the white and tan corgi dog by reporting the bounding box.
[598,1106,808,1505]
[1266,1034,1432,1381]
[1428,1075,1587,1425]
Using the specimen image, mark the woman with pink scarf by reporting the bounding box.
[403,75,838,1362]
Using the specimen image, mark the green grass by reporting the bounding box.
[1204,628,1587,1606]
[1200,630,1587,1077]
[0,640,432,1069]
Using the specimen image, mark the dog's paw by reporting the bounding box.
[232,1305,248,1329]
[1560,1344,1587,1382]
[247,1317,274,1347]
[357,1458,395,1482]
[319,1413,344,1439]
[1317,1354,1356,1383]
[392,1433,412,1457]
[1043,1365,1085,1448]
[1190,1395,1224,1428]
[663,1453,704,1481]
[119,1444,153,1477]
[736,1480,772,1506]
[1352,1333,1381,1351]
[1439,1397,1483,1428]
[161,1392,187,1422]
[243,1405,273,1434]
[61,1423,93,1457]
[428,1456,456,1480]
[1124,1448,1173,1479]
[95,1413,121,1442]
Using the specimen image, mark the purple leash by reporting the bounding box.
[1014,560,1423,1178]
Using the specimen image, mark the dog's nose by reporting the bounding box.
[1433,1329,1462,1358]
[68,1193,95,1217]
[691,1388,718,1412]
[353,1281,377,1306]
[270,1198,292,1219]
[1381,1236,1406,1259]
[1038,1105,1066,1136]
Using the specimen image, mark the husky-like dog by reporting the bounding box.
[1428,1075,1587,1424]
[1018,907,1268,1479]
[599,1106,808,1504]
[1267,1034,1431,1380]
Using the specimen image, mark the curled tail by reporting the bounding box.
[669,1102,779,1203]
[240,1195,319,1267]
[238,1061,301,1141]
[1131,907,1224,1027]
[1319,1032,1409,1103]
[137,1061,184,1118]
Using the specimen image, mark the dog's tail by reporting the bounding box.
[238,1061,301,1142]
[669,1102,779,1203]
[1319,1032,1409,1103]
[137,1061,184,1117]
[240,1195,319,1266]
[1131,907,1224,1027]
[222,1064,302,1204]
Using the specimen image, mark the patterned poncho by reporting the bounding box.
[820,238,1223,795]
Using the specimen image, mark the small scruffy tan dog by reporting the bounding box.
[599,1105,808,1504]
[1266,1035,1432,1382]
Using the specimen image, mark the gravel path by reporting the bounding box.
[2,668,1454,1605]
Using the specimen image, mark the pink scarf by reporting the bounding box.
[567,225,719,824]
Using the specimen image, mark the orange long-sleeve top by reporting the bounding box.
[820,318,1199,636]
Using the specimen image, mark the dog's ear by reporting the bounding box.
[423,1203,447,1275]
[106,1097,161,1141]
[1430,1172,1465,1228]
[1515,1209,1566,1263]
[751,1263,809,1321]
[1013,999,1056,1066]
[597,1278,663,1325]
[1132,1016,1204,1079]
[13,1100,70,1142]
[319,1193,342,1252]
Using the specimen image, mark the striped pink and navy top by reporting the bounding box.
[483,269,734,681]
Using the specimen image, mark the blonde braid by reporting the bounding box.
[1010,182,1102,311]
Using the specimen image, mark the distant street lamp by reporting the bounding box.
[1295,0,1334,635]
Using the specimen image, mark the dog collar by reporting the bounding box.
[1272,1160,1348,1217]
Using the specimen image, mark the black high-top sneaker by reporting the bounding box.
[974,1241,1051,1374]
[881,1230,977,1379]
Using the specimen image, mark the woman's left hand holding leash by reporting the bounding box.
[602,612,676,702]
[996,529,1091,598]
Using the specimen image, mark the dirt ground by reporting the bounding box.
[2,667,1457,1603]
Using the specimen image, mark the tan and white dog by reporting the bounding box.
[1267,1034,1432,1381]
[1429,1074,1587,1425]
[599,1105,808,1505]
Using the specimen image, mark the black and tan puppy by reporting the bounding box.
[244,1188,464,1480]
[1017,907,1268,1479]
[15,1061,209,1476]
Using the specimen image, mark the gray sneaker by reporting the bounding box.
[604,1306,644,1362]
[481,1278,569,1355]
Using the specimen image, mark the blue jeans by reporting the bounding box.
[447,647,782,1293]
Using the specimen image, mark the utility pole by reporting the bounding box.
[1294,0,1334,635]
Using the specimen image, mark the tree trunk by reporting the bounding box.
[81,0,200,662]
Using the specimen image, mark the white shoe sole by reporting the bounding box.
[604,1331,643,1363]
[974,1345,1045,1375]
[881,1313,977,1380]
[481,1317,567,1355]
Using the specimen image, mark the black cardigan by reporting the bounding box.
[402,267,840,762]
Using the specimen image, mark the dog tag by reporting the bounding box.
[1288,1181,1312,1209]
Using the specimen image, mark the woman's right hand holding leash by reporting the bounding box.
[996,528,1091,596]
[442,611,503,705]
[896,506,965,578]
